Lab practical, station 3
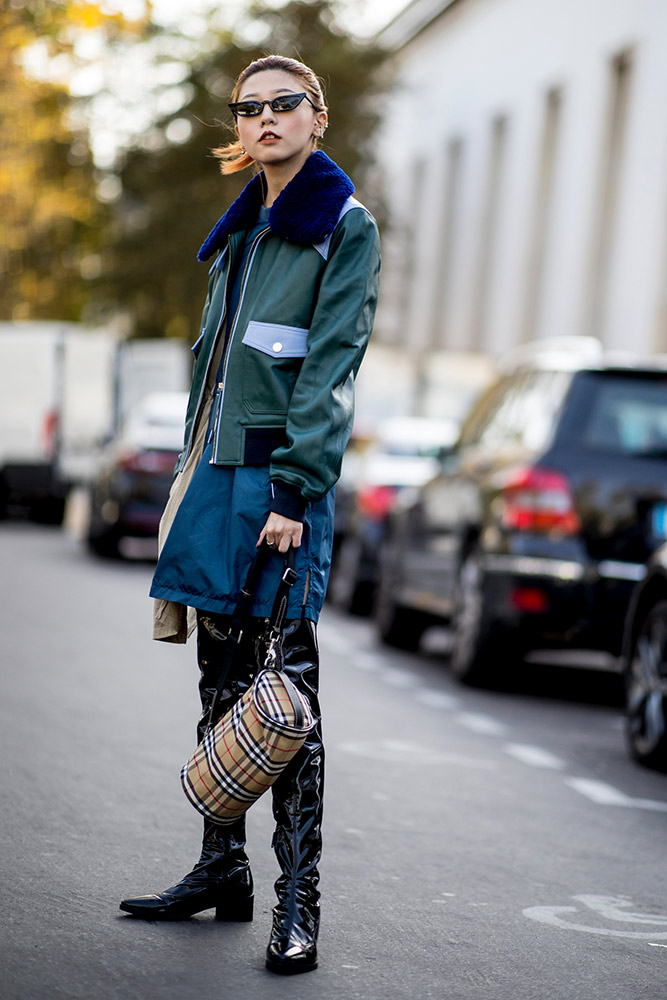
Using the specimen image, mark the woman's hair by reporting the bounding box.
[212,55,328,175]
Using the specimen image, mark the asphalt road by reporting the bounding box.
[2,522,667,1000]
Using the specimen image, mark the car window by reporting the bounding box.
[573,374,667,456]
[458,377,515,448]
[461,370,569,452]
[515,370,571,450]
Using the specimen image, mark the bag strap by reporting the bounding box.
[205,542,297,729]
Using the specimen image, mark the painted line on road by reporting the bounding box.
[337,739,497,769]
[457,712,509,737]
[524,895,667,939]
[505,743,566,770]
[414,689,462,711]
[379,667,414,688]
[566,778,667,812]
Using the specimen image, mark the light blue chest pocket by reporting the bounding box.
[242,321,309,359]
[242,322,309,414]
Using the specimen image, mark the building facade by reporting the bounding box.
[374,0,667,360]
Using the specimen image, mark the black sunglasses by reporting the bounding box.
[228,92,319,118]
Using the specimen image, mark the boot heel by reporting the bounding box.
[216,894,254,922]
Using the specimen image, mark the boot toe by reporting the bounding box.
[266,939,318,975]
[119,894,172,918]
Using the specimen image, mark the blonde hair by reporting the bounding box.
[213,55,327,175]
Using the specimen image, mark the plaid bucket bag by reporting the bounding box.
[180,543,316,826]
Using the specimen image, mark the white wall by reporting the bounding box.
[375,0,667,357]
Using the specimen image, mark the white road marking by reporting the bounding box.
[457,712,509,736]
[575,896,667,925]
[414,689,461,711]
[337,739,496,769]
[380,667,414,688]
[566,778,667,812]
[505,743,566,770]
[648,943,667,949]
[524,896,667,939]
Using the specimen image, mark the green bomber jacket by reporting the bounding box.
[179,152,381,511]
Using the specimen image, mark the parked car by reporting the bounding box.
[375,338,667,686]
[621,543,667,770]
[330,416,459,613]
[86,391,188,558]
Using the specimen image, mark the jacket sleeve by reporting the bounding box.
[269,207,381,504]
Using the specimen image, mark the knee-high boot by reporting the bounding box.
[119,613,254,921]
[265,618,323,975]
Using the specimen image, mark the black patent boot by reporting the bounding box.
[119,817,253,920]
[265,618,323,975]
[120,613,254,921]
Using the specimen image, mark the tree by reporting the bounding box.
[99,0,390,340]
[0,2,149,322]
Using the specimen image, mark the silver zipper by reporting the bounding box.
[181,247,232,466]
[210,227,270,463]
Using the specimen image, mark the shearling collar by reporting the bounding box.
[197,151,354,262]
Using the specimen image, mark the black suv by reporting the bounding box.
[375,341,667,686]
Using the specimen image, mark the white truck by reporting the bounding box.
[0,323,190,523]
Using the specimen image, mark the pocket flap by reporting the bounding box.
[242,321,309,359]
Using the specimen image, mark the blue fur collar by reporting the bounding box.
[197,151,354,262]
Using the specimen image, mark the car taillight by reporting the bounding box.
[511,586,549,613]
[117,450,178,474]
[357,484,398,521]
[495,466,580,535]
[41,409,59,460]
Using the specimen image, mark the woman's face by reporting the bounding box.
[235,69,327,171]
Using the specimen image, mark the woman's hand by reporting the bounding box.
[258,512,303,552]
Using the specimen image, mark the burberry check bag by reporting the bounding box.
[180,545,315,825]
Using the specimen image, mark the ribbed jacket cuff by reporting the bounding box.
[270,482,308,522]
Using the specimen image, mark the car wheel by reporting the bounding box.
[375,557,427,652]
[31,495,66,526]
[86,522,121,559]
[450,551,518,687]
[330,534,374,616]
[0,477,7,520]
[625,599,667,771]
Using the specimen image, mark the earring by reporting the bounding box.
[241,145,246,153]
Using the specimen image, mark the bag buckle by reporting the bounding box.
[264,631,282,669]
[282,566,298,586]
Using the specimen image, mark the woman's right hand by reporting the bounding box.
[257,512,303,553]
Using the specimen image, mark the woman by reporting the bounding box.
[119,55,380,975]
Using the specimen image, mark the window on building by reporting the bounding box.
[396,156,426,345]
[586,50,634,340]
[429,137,464,350]
[521,88,562,343]
[470,115,509,351]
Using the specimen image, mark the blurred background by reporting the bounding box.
[6,3,667,996]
